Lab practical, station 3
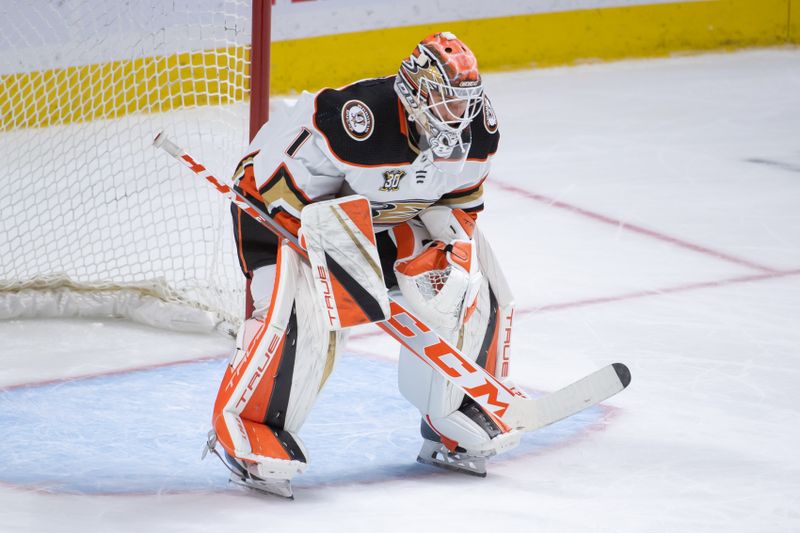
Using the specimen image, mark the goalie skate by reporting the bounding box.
[224,455,294,500]
[416,439,491,478]
[201,430,295,500]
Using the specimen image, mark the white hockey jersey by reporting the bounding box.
[234,76,499,237]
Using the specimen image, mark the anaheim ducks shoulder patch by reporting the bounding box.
[483,95,498,134]
[341,99,374,141]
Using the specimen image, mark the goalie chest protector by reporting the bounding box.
[312,77,499,228]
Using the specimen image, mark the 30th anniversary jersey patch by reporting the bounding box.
[380,170,406,192]
[342,99,374,141]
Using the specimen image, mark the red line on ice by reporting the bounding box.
[519,268,800,314]
[489,179,780,274]
[0,354,227,393]
[5,270,798,391]
[347,270,800,341]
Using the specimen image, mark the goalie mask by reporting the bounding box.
[395,32,484,171]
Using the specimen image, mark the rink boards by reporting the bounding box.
[1,0,798,131]
[271,0,799,92]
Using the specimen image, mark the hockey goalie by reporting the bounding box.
[206,32,520,498]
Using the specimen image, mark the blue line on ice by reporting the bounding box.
[0,354,609,494]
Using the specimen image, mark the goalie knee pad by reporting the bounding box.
[212,242,345,476]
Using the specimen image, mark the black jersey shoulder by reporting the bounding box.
[466,94,500,161]
[313,77,416,166]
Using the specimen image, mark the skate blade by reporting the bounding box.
[229,475,294,500]
[416,441,488,477]
[416,454,487,477]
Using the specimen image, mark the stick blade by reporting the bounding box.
[512,363,631,432]
[612,362,632,388]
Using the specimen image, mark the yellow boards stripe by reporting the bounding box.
[1,46,249,131]
[1,1,794,131]
[791,0,800,42]
[272,0,791,93]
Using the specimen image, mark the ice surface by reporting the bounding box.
[0,354,607,494]
[1,48,799,531]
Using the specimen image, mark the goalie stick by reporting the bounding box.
[153,132,631,434]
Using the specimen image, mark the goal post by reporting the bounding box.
[245,0,273,320]
[0,1,272,334]
[250,0,272,141]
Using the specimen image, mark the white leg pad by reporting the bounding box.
[397,222,518,457]
[213,242,346,471]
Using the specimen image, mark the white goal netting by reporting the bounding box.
[0,1,254,333]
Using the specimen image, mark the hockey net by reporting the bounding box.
[0,1,258,334]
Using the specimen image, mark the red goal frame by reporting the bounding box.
[244,0,272,318]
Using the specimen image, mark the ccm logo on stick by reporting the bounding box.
[386,303,513,423]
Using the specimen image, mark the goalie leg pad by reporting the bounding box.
[212,241,345,476]
[397,221,518,457]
